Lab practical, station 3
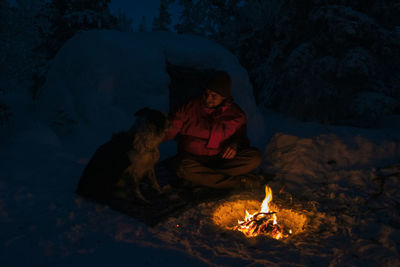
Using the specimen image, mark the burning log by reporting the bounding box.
[233,211,290,239]
[212,186,307,240]
[233,186,291,239]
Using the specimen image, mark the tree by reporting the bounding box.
[0,0,11,92]
[46,0,117,59]
[174,0,195,34]
[152,0,172,31]
[116,8,133,32]
[0,0,9,33]
[173,0,242,36]
[0,0,50,96]
[138,16,147,32]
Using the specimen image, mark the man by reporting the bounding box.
[164,71,262,189]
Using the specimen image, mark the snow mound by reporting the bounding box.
[259,133,400,265]
[263,133,400,195]
[36,30,264,147]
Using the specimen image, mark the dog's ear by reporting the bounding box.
[151,112,169,134]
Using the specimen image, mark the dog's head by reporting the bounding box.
[129,108,170,149]
[134,108,169,133]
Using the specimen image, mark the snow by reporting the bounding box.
[355,92,399,122]
[1,30,400,266]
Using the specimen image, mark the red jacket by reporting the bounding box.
[164,97,248,156]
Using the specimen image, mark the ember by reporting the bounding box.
[212,186,306,239]
[233,186,290,239]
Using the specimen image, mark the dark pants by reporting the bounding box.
[175,147,262,188]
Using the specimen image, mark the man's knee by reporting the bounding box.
[175,157,198,178]
[238,147,262,169]
[250,148,262,168]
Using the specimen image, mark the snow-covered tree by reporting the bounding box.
[248,1,400,126]
[174,0,241,36]
[138,16,147,32]
[0,0,118,99]
[0,0,9,31]
[174,0,195,34]
[46,0,117,58]
[116,8,133,32]
[152,0,172,31]
[0,0,50,96]
[0,0,11,92]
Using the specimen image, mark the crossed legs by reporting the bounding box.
[175,147,262,188]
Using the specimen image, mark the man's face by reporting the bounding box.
[204,89,226,108]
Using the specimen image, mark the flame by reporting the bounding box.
[261,185,273,213]
[234,185,289,239]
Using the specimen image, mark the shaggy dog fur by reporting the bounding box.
[76,108,169,203]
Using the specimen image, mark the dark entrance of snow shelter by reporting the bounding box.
[166,62,216,113]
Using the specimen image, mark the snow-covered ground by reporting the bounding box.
[1,30,399,266]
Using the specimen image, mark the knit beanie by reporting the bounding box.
[205,71,232,98]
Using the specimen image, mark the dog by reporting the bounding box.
[115,108,170,203]
[76,108,169,204]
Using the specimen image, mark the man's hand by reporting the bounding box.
[221,144,238,159]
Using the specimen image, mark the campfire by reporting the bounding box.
[233,186,291,239]
[212,185,307,240]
